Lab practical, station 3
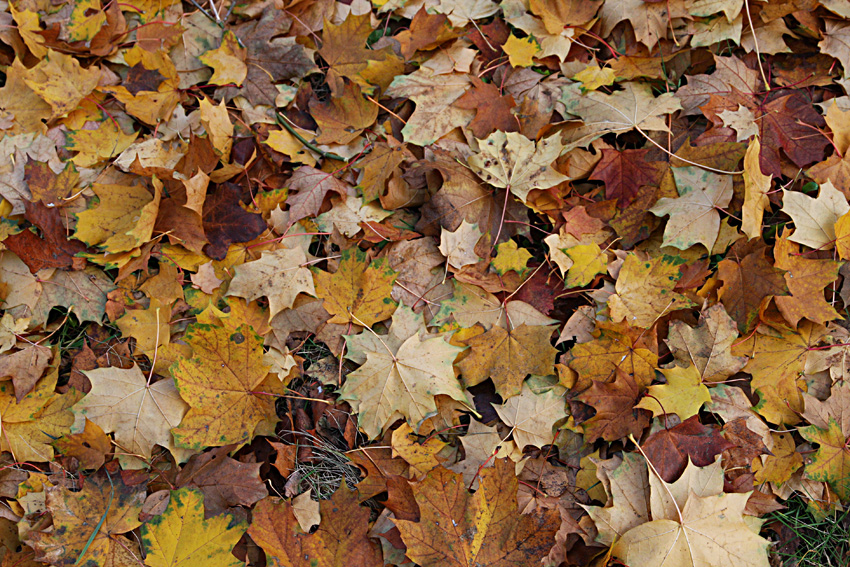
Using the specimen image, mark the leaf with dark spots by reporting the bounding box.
[202,182,266,260]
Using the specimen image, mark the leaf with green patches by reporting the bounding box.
[141,488,247,567]
[171,305,284,451]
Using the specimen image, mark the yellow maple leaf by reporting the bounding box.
[635,364,711,420]
[171,306,283,450]
[141,488,247,567]
[503,33,540,67]
[313,247,398,327]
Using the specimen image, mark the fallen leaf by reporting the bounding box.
[394,459,560,567]
[141,487,247,567]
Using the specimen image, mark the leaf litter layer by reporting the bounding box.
[2,0,850,566]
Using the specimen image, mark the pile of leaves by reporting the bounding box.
[3,0,850,565]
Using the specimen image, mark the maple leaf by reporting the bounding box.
[385,70,474,145]
[285,166,349,224]
[175,446,268,516]
[457,323,558,398]
[202,182,267,261]
[559,81,682,143]
[310,80,379,144]
[249,486,382,567]
[567,321,659,391]
[0,363,79,463]
[453,75,519,138]
[438,220,483,269]
[339,331,471,439]
[220,11,316,106]
[394,459,561,567]
[641,416,735,482]
[73,364,189,468]
[226,247,316,318]
[717,240,788,333]
[608,253,695,329]
[171,308,282,450]
[798,382,850,498]
[649,166,733,251]
[781,181,849,250]
[494,382,567,448]
[141,488,247,567]
[23,49,100,120]
[27,471,145,567]
[467,131,568,202]
[758,92,829,177]
[319,13,402,96]
[589,148,665,206]
[577,369,652,442]
[666,304,748,383]
[313,247,398,327]
[742,137,772,239]
[635,364,711,421]
[74,182,161,254]
[492,239,532,275]
[612,469,770,567]
[773,231,842,327]
[733,321,830,425]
